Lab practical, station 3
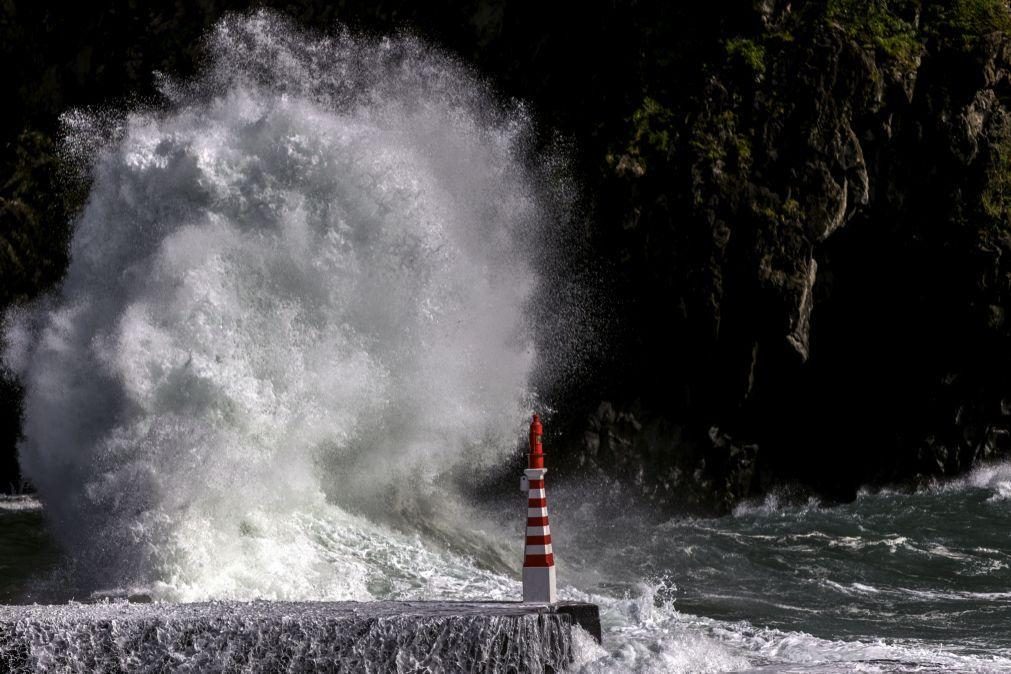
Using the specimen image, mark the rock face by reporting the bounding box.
[551,2,1011,509]
[1,3,1009,509]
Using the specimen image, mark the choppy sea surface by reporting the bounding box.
[5,462,1011,672]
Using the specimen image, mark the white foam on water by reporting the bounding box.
[559,579,1011,673]
[3,10,541,602]
[0,495,42,512]
[928,461,1011,501]
[561,582,751,674]
[731,490,824,518]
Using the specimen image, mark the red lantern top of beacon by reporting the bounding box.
[529,414,544,469]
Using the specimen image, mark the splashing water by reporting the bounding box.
[4,11,1011,673]
[3,11,539,602]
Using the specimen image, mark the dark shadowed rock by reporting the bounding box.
[552,2,1011,511]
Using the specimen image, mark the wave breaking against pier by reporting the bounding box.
[4,11,546,603]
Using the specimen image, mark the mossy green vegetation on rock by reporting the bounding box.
[725,37,767,75]
[610,97,676,176]
[924,0,1011,48]
[824,0,1011,57]
[826,0,922,65]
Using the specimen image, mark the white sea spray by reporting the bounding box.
[3,10,540,601]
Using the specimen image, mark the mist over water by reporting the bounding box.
[4,11,540,602]
[4,11,1011,673]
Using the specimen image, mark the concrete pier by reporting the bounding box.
[0,600,601,672]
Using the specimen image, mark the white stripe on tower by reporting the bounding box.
[522,413,557,603]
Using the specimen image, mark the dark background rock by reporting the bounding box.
[2,1,1010,511]
[541,0,1011,510]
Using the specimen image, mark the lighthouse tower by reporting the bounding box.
[521,414,557,603]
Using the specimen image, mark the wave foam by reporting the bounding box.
[3,10,545,599]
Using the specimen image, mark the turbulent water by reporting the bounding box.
[5,10,542,603]
[2,10,1011,673]
[4,466,1011,672]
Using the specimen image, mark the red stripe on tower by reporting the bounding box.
[521,413,557,603]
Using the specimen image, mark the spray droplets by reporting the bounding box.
[3,10,542,600]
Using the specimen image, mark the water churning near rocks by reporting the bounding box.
[3,11,543,601]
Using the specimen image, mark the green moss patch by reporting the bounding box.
[826,0,923,66]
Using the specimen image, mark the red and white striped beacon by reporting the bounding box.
[520,413,557,603]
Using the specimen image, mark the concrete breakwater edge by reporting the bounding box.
[0,600,601,672]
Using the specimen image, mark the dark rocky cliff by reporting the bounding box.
[2,1,1010,509]
[551,1,1011,511]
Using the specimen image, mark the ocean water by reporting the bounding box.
[4,466,1011,672]
[2,10,1009,673]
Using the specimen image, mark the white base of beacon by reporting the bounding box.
[523,565,557,603]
